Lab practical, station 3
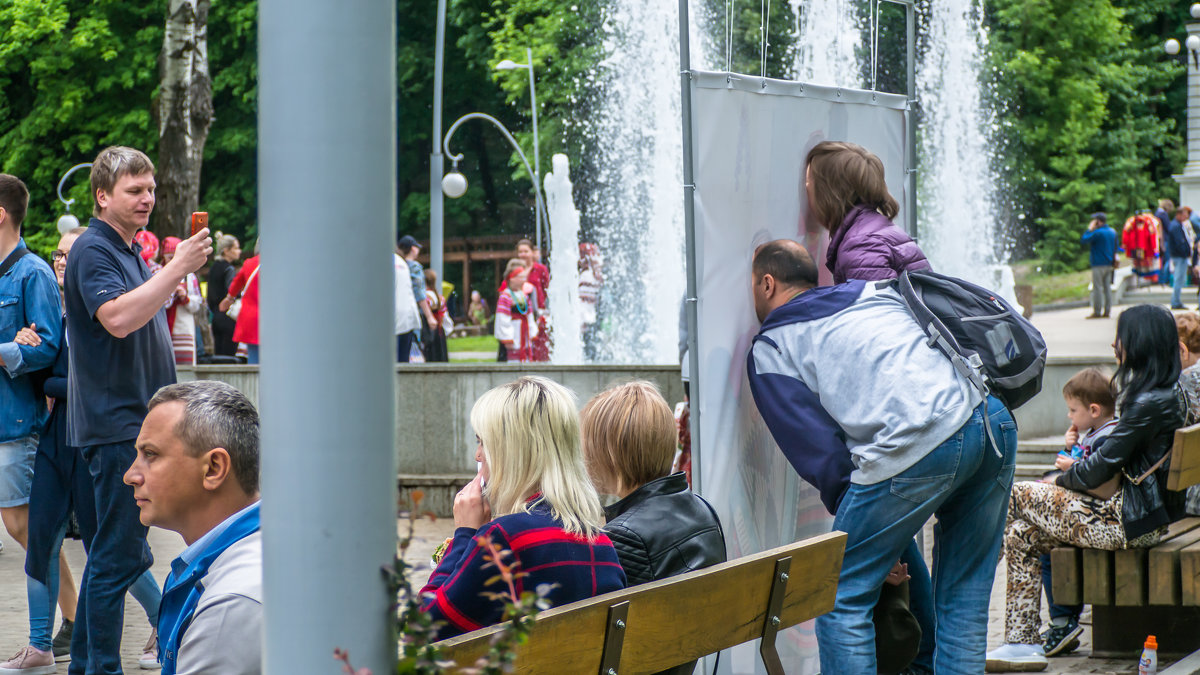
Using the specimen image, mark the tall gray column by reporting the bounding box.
[258,1,397,673]
[1177,22,1200,207]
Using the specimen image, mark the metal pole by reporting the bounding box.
[527,47,542,252]
[905,0,918,240]
[258,0,396,672]
[679,0,702,496]
[430,0,447,284]
[444,112,549,239]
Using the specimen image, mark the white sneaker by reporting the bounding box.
[0,645,57,674]
[985,643,1048,672]
[138,630,160,670]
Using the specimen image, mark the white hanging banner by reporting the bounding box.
[690,71,910,675]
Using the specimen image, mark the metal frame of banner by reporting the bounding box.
[677,1,917,670]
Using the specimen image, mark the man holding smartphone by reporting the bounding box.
[63,146,212,674]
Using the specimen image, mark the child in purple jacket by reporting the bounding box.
[805,140,931,284]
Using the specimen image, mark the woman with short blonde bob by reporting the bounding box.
[805,140,931,284]
[583,381,725,586]
[419,376,625,639]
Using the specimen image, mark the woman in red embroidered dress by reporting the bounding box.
[494,263,539,362]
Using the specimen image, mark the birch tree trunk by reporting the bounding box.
[154,0,213,240]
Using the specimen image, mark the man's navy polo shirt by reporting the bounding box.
[65,218,175,447]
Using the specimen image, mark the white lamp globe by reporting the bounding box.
[1167,38,1182,55]
[56,213,80,235]
[1191,3,1200,19]
[495,59,519,71]
[1187,35,1200,52]
[441,172,468,198]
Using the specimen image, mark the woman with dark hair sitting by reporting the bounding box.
[988,304,1188,671]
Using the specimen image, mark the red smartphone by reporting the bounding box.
[190,211,208,236]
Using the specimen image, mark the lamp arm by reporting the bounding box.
[442,112,550,242]
[57,162,93,211]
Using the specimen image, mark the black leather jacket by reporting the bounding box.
[602,472,727,587]
[1057,385,1186,540]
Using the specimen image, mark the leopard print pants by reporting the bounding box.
[1003,480,1161,644]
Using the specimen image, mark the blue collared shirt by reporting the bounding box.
[172,500,262,574]
[0,240,63,443]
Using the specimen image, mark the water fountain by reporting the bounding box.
[542,0,1013,363]
[544,154,585,363]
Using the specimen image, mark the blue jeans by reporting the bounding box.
[26,525,160,651]
[1172,257,1190,307]
[245,343,260,365]
[70,441,154,675]
[902,539,935,672]
[815,397,1016,675]
[396,331,415,362]
[1039,553,1082,623]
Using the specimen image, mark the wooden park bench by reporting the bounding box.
[1051,423,1200,656]
[434,531,845,674]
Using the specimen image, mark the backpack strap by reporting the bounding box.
[0,246,31,279]
[897,271,1004,459]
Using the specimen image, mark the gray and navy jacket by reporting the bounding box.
[746,280,981,514]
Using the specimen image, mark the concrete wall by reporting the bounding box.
[181,357,1103,514]
[181,364,684,512]
[1010,356,1118,439]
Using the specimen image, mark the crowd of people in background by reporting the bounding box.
[1083,198,1200,318]
[0,147,266,674]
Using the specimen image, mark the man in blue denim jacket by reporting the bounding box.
[0,173,63,576]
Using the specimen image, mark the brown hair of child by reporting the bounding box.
[1062,367,1116,415]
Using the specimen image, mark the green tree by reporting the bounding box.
[988,0,1184,271]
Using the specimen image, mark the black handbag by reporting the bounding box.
[875,579,922,675]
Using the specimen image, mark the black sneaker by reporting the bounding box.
[52,618,73,661]
[1041,621,1083,657]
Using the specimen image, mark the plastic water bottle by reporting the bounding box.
[1139,635,1158,675]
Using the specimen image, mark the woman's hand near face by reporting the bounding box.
[453,474,492,530]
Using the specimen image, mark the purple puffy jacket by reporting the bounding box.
[825,205,931,284]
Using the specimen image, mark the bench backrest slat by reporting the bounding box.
[1168,423,1200,492]
[433,531,846,674]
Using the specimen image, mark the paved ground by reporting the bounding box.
[0,516,449,672]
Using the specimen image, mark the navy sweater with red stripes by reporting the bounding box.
[419,499,626,638]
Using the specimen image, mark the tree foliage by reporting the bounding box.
[987,0,1185,271]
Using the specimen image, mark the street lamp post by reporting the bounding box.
[56,162,92,234]
[1167,3,1200,207]
[496,48,542,251]
[441,112,549,242]
[429,0,447,285]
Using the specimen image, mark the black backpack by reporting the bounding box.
[884,269,1047,411]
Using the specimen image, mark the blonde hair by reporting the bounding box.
[470,376,604,537]
[581,381,675,496]
[503,257,525,279]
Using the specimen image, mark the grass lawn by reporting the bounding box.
[448,334,498,353]
[1011,260,1091,306]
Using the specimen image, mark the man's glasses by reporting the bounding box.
[51,250,68,263]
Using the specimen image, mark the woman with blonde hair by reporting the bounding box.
[419,376,625,638]
[805,140,931,284]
